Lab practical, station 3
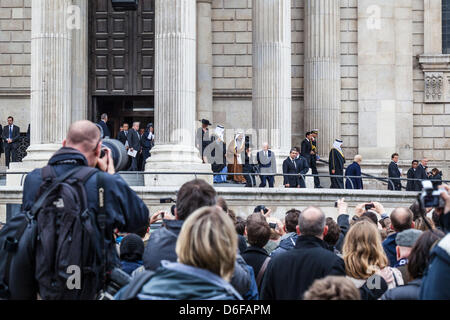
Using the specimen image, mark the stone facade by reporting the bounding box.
[0,0,448,180]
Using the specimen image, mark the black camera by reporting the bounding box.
[100,139,130,172]
[254,205,268,214]
[98,268,131,300]
[420,180,445,208]
[269,222,277,229]
[160,198,176,204]
[365,203,375,211]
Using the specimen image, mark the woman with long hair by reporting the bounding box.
[343,220,403,291]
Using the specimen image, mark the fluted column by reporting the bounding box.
[252,0,292,162]
[146,0,212,186]
[196,0,213,122]
[304,0,341,157]
[24,0,73,166]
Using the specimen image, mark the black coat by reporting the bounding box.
[300,139,312,163]
[127,128,141,151]
[388,161,402,190]
[329,148,345,175]
[260,236,345,300]
[295,156,309,188]
[2,124,20,146]
[414,164,429,191]
[241,246,270,290]
[406,168,417,191]
[117,131,128,145]
[283,157,300,187]
[97,120,111,138]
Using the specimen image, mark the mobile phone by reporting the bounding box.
[334,201,338,208]
[365,203,375,211]
[269,223,277,229]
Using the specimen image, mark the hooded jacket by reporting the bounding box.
[270,232,298,258]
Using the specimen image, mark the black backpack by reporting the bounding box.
[0,165,106,300]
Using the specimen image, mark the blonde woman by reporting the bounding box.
[116,206,242,300]
[343,220,404,291]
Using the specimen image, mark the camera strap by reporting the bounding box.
[97,172,108,293]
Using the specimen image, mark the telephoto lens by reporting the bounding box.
[101,138,130,172]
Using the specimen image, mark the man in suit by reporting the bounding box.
[345,155,363,189]
[283,148,301,188]
[117,123,129,146]
[310,129,322,188]
[2,116,20,168]
[406,160,419,191]
[257,142,277,188]
[414,158,431,191]
[127,122,141,171]
[300,132,313,165]
[295,147,310,188]
[97,113,111,138]
[141,123,155,170]
[388,153,402,191]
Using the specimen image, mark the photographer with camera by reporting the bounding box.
[4,120,149,300]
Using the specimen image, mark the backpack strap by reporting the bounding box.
[97,172,108,292]
[119,270,155,300]
[30,166,83,216]
[256,256,271,288]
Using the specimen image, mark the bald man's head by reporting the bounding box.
[65,120,101,154]
[298,206,326,237]
[390,207,413,232]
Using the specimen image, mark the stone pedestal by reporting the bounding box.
[304,0,341,156]
[145,0,212,187]
[196,0,213,122]
[252,0,292,186]
[8,0,74,185]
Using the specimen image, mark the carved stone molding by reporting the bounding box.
[419,54,450,103]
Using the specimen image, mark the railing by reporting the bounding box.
[1,170,448,190]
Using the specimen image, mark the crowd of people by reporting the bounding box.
[0,119,449,301]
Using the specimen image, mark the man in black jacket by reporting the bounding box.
[295,146,310,188]
[406,160,419,191]
[143,179,259,300]
[300,132,313,165]
[2,116,20,168]
[414,158,431,191]
[117,123,129,146]
[283,148,301,188]
[241,213,271,292]
[19,120,149,299]
[127,122,141,171]
[388,153,402,190]
[97,113,111,138]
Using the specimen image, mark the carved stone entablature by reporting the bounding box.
[419,54,450,103]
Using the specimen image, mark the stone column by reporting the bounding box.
[145,0,212,186]
[252,0,292,173]
[22,0,73,167]
[196,0,213,122]
[72,0,88,122]
[304,0,341,157]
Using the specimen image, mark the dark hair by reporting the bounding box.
[304,276,361,300]
[431,168,440,175]
[290,148,297,154]
[134,223,149,238]
[324,217,341,247]
[432,210,441,229]
[120,234,145,262]
[217,197,228,213]
[176,179,216,220]
[227,209,236,224]
[390,208,413,232]
[246,213,271,248]
[412,160,418,165]
[379,217,390,229]
[235,216,246,236]
[285,209,301,233]
[407,230,445,280]
[391,153,399,159]
[295,146,301,154]
[7,116,13,121]
[409,201,422,221]
[305,131,311,137]
[361,211,378,225]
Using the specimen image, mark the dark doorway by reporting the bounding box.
[89,0,155,132]
[94,96,154,138]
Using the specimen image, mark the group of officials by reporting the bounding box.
[0,116,21,168]
[196,119,324,189]
[97,114,155,171]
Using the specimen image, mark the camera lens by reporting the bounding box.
[101,138,130,172]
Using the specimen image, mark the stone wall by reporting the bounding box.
[413,0,450,179]
[0,0,31,131]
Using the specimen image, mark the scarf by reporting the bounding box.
[332,139,344,157]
